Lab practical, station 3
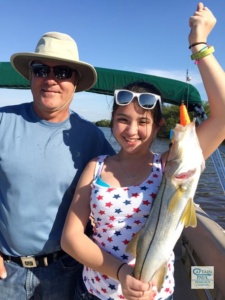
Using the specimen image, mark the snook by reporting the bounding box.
[126,120,205,292]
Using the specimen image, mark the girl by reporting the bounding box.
[61,3,225,299]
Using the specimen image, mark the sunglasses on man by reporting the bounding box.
[114,89,162,112]
[30,63,76,80]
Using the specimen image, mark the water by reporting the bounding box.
[100,127,225,230]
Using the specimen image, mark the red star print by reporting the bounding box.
[107,223,114,228]
[107,237,113,242]
[99,210,105,215]
[101,242,105,247]
[92,203,97,209]
[122,239,129,245]
[101,288,107,293]
[126,214,132,218]
[109,216,115,221]
[132,193,139,198]
[134,220,141,225]
[119,295,125,299]
[107,188,115,192]
[147,180,153,184]
[150,192,156,198]
[95,276,101,282]
[143,200,151,205]
[102,274,109,280]
[153,174,158,178]
[105,202,113,207]
[97,195,103,201]
[133,207,141,213]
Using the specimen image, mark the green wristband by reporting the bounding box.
[191,46,215,61]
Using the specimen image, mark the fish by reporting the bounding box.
[126,120,205,292]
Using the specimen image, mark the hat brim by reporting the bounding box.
[10,52,97,92]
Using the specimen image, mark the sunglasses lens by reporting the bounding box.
[54,66,73,79]
[116,91,133,105]
[32,64,49,77]
[31,64,73,79]
[139,94,157,109]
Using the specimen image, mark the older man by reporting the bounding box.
[0,32,114,299]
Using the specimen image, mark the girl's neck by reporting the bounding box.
[116,151,154,179]
[117,150,153,161]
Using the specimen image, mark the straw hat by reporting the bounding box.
[10,32,97,92]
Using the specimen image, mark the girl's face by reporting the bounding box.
[112,99,159,154]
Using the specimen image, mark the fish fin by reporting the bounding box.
[126,230,141,257]
[168,188,183,213]
[153,263,168,293]
[181,198,197,228]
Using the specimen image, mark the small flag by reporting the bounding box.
[180,102,190,126]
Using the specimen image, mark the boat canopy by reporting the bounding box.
[0,62,202,106]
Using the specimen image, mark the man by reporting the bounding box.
[0,32,115,299]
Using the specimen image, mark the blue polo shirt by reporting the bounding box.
[0,102,114,256]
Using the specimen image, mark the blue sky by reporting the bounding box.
[0,0,224,121]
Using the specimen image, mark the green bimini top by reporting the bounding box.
[0,62,202,106]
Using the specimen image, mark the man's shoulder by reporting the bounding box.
[0,102,31,114]
[69,110,102,132]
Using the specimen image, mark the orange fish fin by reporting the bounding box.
[181,198,197,228]
[126,230,141,257]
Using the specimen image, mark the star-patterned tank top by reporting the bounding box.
[83,154,174,300]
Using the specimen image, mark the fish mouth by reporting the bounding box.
[175,169,196,180]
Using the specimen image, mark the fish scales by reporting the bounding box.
[126,120,205,292]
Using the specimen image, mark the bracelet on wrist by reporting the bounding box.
[191,46,215,65]
[116,263,126,281]
[189,42,207,49]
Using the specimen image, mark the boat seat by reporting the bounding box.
[173,238,200,300]
[174,259,199,300]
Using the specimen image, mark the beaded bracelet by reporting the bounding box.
[189,42,207,49]
[116,263,126,280]
[191,46,215,64]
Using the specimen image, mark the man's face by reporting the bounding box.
[30,60,78,121]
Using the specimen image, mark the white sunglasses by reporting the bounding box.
[114,89,162,112]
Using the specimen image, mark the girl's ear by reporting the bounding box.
[159,118,165,127]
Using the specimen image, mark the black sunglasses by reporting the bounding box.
[30,63,75,80]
